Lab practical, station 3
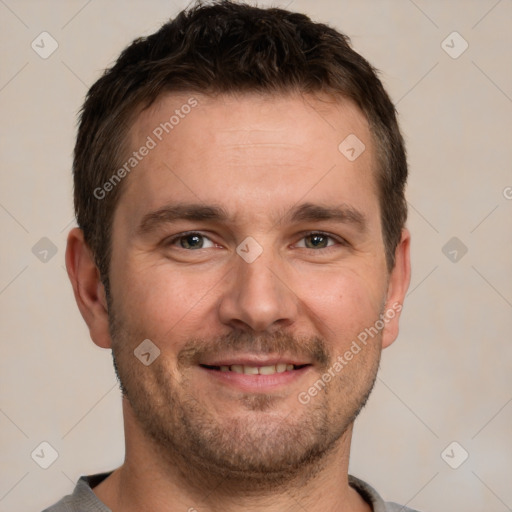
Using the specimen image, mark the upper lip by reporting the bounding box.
[199,354,311,367]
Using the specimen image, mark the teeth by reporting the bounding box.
[217,364,298,374]
[259,365,277,375]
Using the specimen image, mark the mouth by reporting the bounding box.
[200,363,310,375]
[197,358,313,393]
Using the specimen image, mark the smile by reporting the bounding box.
[200,363,309,375]
[198,360,312,393]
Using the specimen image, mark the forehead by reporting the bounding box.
[117,91,379,229]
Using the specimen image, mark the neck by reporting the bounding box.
[93,398,371,512]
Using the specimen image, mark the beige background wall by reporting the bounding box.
[1,1,511,511]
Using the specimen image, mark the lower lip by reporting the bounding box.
[198,365,311,393]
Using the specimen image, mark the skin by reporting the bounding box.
[66,91,411,512]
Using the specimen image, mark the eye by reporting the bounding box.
[167,232,216,250]
[296,232,341,250]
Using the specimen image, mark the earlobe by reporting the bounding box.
[381,228,411,349]
[65,227,112,349]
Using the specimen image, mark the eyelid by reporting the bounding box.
[165,231,217,248]
[294,231,348,249]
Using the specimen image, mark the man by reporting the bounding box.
[45,1,415,510]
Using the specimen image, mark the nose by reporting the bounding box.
[217,245,298,333]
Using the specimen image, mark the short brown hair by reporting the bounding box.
[73,0,407,295]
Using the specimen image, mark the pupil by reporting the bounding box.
[308,234,326,248]
[183,234,202,249]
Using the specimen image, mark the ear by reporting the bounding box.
[381,228,411,349]
[65,227,112,349]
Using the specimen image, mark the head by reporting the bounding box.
[66,0,410,488]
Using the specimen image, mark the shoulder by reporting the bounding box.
[41,494,76,512]
[348,474,423,512]
[41,473,112,512]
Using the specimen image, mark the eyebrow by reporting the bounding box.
[137,203,230,235]
[136,201,367,235]
[284,202,367,231]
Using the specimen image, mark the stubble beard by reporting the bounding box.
[108,301,382,491]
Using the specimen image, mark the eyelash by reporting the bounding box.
[165,231,347,252]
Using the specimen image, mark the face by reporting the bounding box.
[105,92,407,483]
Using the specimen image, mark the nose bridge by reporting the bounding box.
[241,245,280,294]
[218,239,297,332]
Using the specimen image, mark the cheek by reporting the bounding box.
[111,258,225,342]
[291,266,386,339]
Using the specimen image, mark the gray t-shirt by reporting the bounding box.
[41,472,421,511]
